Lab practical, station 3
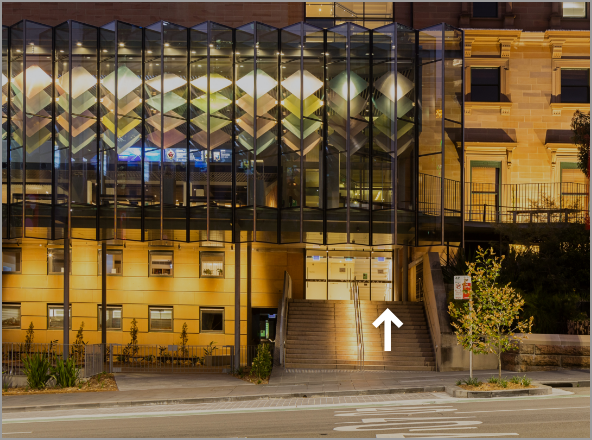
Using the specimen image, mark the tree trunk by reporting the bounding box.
[498,338,502,379]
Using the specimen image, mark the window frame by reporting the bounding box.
[2,248,22,274]
[47,248,72,275]
[2,303,22,329]
[562,2,588,18]
[470,160,502,219]
[199,251,226,279]
[148,306,174,332]
[47,304,72,330]
[470,67,501,103]
[560,68,590,104]
[98,249,124,276]
[148,250,174,278]
[97,305,123,331]
[472,2,499,18]
[199,307,225,334]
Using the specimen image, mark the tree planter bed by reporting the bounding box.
[445,383,552,398]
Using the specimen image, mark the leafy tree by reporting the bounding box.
[449,247,533,379]
[123,318,139,359]
[571,110,590,177]
[72,321,88,362]
[251,343,273,379]
[24,322,34,353]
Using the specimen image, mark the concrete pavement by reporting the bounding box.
[2,367,589,413]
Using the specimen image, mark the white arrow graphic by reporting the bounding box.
[373,308,404,351]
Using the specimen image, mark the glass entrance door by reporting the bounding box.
[305,249,394,300]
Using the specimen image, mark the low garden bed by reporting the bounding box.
[447,375,551,398]
[458,382,535,392]
[2,372,118,395]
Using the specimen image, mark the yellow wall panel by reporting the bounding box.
[122,317,148,333]
[21,302,48,317]
[173,319,199,333]
[123,304,148,318]
[173,305,199,320]
[73,302,97,317]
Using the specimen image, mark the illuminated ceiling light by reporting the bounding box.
[119,43,125,47]
[60,50,64,53]
[16,49,21,53]
[191,73,231,93]
[77,42,82,47]
[164,43,170,47]
[191,51,196,54]
[209,44,214,48]
[282,69,323,99]
[236,69,277,98]
[103,49,108,52]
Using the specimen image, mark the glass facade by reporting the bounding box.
[1,20,463,247]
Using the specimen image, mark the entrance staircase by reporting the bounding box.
[284,299,436,371]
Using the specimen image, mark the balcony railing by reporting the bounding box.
[418,173,589,224]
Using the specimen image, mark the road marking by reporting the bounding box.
[455,406,590,414]
[376,434,518,438]
[2,433,32,435]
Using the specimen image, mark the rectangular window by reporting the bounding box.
[563,2,587,17]
[200,308,224,333]
[48,249,71,275]
[98,250,123,276]
[473,2,498,17]
[2,304,21,329]
[560,162,588,209]
[48,305,72,330]
[200,251,225,278]
[149,307,173,331]
[149,251,174,277]
[2,248,22,274]
[470,161,501,222]
[561,69,590,103]
[471,68,500,102]
[98,306,123,331]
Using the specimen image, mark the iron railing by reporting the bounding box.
[2,343,104,378]
[418,173,589,224]
[351,278,364,370]
[277,270,292,366]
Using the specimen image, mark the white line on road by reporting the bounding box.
[454,406,590,414]
[376,433,518,438]
[2,433,32,435]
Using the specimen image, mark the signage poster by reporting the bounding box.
[454,276,472,300]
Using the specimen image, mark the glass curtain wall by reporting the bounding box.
[326,23,371,246]
[417,24,463,247]
[2,26,8,239]
[234,23,279,243]
[55,22,100,241]
[190,22,234,243]
[144,21,188,242]
[280,22,325,244]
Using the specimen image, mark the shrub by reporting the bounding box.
[51,357,80,388]
[22,352,52,389]
[24,322,34,353]
[499,378,508,388]
[203,341,218,356]
[510,376,521,384]
[521,376,532,387]
[251,343,273,380]
[488,376,500,384]
[179,322,189,357]
[123,318,139,359]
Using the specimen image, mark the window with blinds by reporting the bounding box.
[2,248,22,274]
[149,307,173,331]
[200,308,224,333]
[149,251,174,277]
[200,251,225,278]
[48,305,72,330]
[2,304,21,329]
[98,306,123,330]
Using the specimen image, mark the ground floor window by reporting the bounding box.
[200,308,224,333]
[98,306,123,330]
[2,303,21,329]
[469,161,501,222]
[2,248,22,274]
[48,305,72,330]
[149,307,173,331]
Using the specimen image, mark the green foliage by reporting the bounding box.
[457,377,483,387]
[251,343,273,380]
[441,248,470,285]
[179,322,189,357]
[495,222,590,334]
[521,376,532,387]
[203,341,218,356]
[510,375,521,384]
[71,322,87,362]
[22,352,52,389]
[499,378,508,388]
[571,110,590,177]
[24,322,35,353]
[123,318,139,358]
[488,376,499,384]
[449,247,533,379]
[51,357,80,388]
[234,366,245,378]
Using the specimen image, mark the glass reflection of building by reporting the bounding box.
[2,20,464,248]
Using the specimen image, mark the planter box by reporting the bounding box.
[204,355,231,367]
[445,383,552,398]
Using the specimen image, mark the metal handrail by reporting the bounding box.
[277,270,292,366]
[351,277,364,370]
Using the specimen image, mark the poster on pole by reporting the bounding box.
[454,276,472,300]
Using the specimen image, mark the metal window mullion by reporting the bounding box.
[231,29,236,244]
[460,28,465,249]
[186,27,190,243]
[160,23,165,242]
[440,24,445,246]
[413,29,419,248]
[22,22,26,238]
[114,23,118,239]
[51,25,56,241]
[299,23,304,243]
[392,26,398,247]
[322,29,327,246]
[6,26,11,240]
[277,30,282,244]
[96,26,100,241]
[368,29,373,246]
[141,27,146,241]
[346,25,351,245]
[252,29,257,242]
[206,23,211,242]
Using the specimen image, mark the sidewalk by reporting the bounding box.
[2,368,589,413]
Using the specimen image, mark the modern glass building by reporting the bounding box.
[2,20,464,246]
[1,20,463,351]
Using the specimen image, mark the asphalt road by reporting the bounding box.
[2,388,589,438]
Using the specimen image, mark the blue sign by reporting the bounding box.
[312,256,320,261]
[377,257,385,262]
